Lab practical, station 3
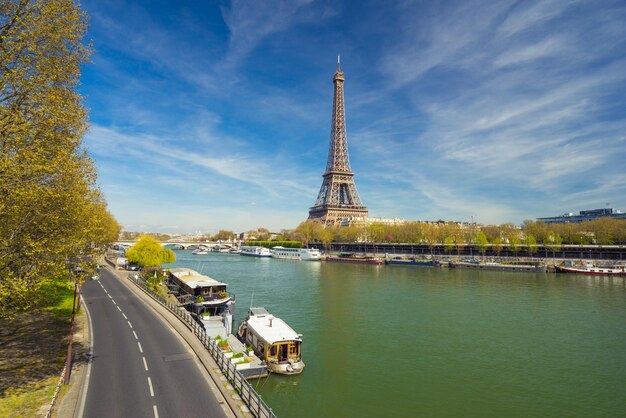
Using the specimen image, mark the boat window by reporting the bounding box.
[289,343,297,355]
[270,345,277,356]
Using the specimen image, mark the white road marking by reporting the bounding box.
[112,300,116,305]
[107,294,112,299]
[128,321,133,329]
[116,306,122,312]
[122,313,128,320]
[133,331,138,340]
[153,405,159,418]
[138,341,143,353]
[143,356,148,371]
[147,377,154,397]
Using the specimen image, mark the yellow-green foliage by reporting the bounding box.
[0,0,120,317]
[126,235,176,268]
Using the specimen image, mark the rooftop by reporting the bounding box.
[246,308,301,344]
[169,268,226,288]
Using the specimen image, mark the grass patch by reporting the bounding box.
[0,376,58,418]
[41,280,78,319]
[0,279,81,416]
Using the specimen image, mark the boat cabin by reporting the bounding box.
[239,307,304,374]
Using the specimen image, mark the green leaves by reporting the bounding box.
[0,0,119,317]
[125,236,177,268]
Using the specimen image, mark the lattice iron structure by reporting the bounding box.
[308,58,368,226]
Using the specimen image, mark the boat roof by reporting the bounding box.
[169,268,227,288]
[246,307,301,344]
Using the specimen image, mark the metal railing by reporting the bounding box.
[127,274,275,418]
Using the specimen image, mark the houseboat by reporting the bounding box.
[326,254,384,264]
[270,246,321,261]
[386,257,441,267]
[240,246,272,257]
[449,261,547,273]
[167,268,235,335]
[237,307,304,375]
[556,260,626,276]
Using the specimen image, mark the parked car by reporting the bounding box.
[126,264,142,271]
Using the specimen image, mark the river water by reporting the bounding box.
[165,251,626,418]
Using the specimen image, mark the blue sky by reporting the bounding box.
[81,0,626,234]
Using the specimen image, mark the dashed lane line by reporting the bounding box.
[100,276,159,418]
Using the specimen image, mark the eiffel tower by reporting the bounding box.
[308,57,368,226]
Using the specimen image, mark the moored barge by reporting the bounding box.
[237,307,305,375]
[556,260,626,276]
[449,261,547,273]
[326,253,384,264]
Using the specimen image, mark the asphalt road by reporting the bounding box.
[81,268,229,418]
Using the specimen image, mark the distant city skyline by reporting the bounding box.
[82,0,626,233]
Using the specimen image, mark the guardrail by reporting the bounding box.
[127,274,275,418]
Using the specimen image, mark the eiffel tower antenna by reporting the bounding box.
[308,59,368,226]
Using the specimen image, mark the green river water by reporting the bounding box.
[166,251,626,418]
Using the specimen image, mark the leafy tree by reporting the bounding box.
[492,236,503,256]
[443,236,454,254]
[543,231,562,257]
[474,231,489,255]
[126,236,176,268]
[295,220,322,246]
[524,234,538,257]
[318,228,333,251]
[213,230,234,241]
[0,0,120,317]
[508,235,520,257]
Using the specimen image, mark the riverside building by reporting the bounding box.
[537,208,626,224]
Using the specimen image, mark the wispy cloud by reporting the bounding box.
[80,0,626,231]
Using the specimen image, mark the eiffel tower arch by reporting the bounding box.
[308,58,368,226]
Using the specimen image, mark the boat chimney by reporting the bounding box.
[269,316,273,327]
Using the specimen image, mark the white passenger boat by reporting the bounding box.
[240,246,271,257]
[270,246,321,261]
[192,249,210,255]
[237,307,304,375]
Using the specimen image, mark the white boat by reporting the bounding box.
[556,260,626,276]
[240,246,271,257]
[229,248,242,254]
[270,246,321,261]
[192,249,210,255]
[237,307,304,375]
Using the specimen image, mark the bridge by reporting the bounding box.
[113,241,236,250]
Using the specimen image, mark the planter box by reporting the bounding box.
[223,351,233,359]
[235,362,251,370]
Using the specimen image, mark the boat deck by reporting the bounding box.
[201,317,268,379]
